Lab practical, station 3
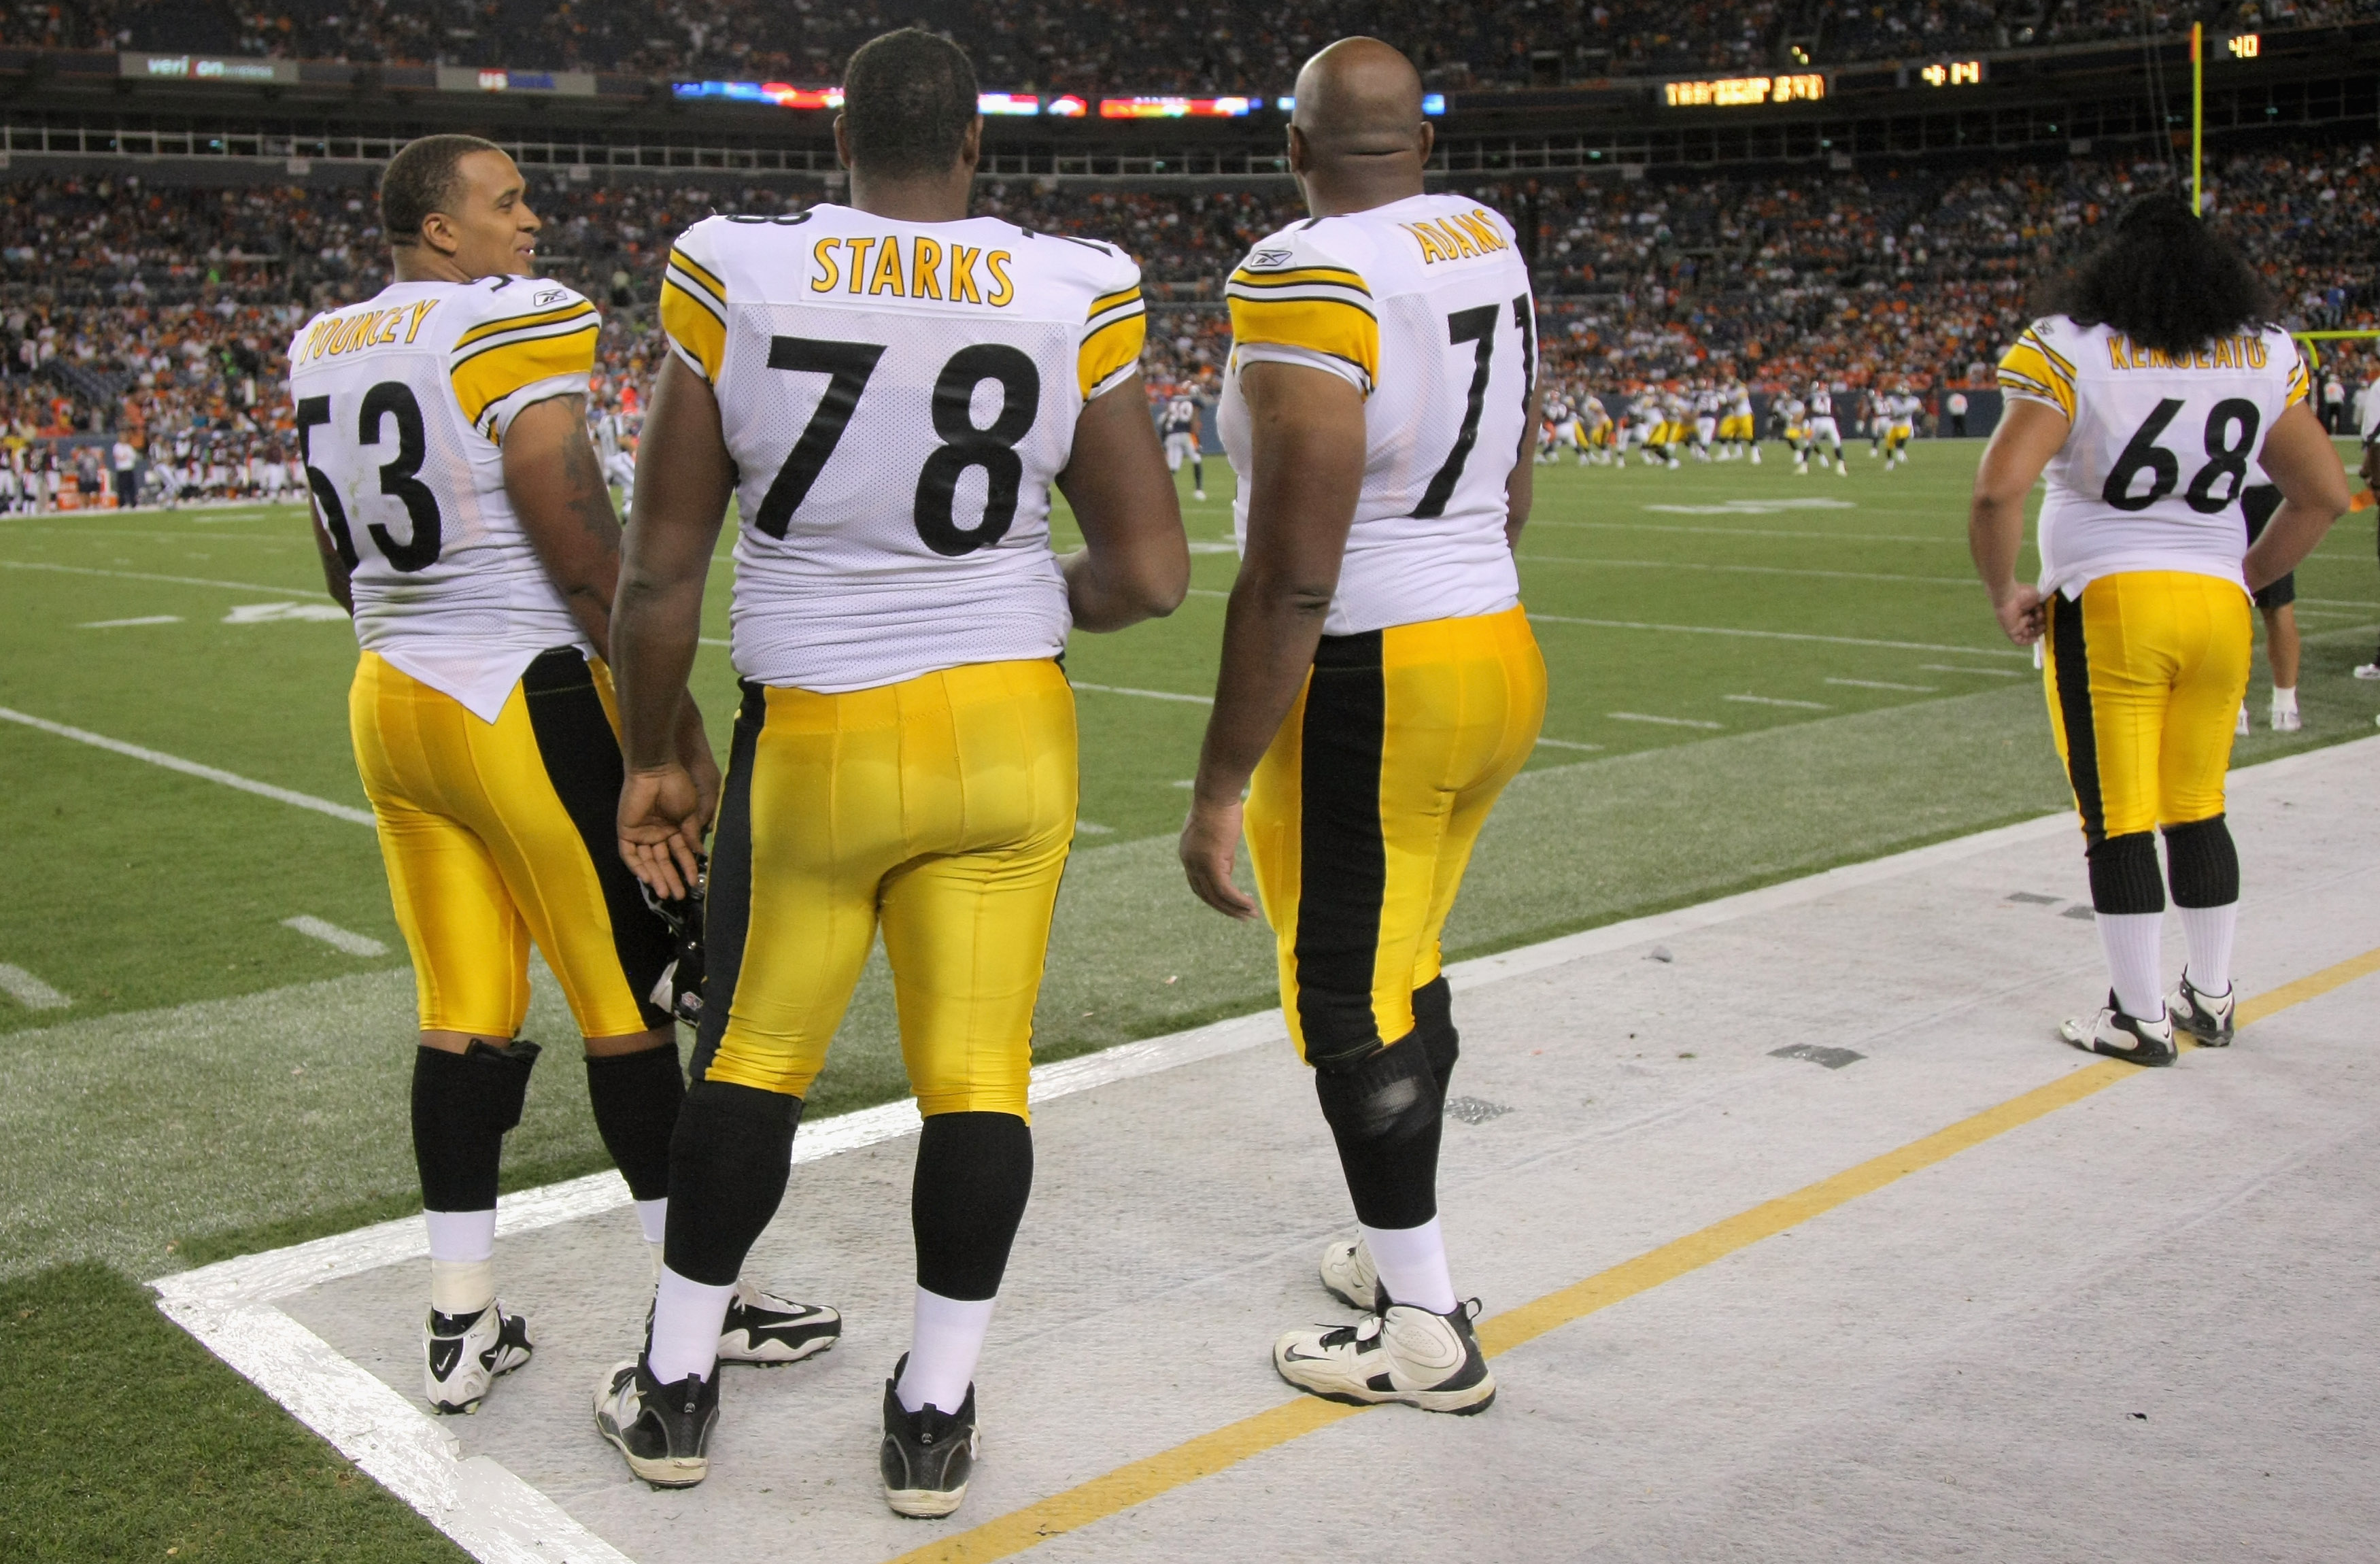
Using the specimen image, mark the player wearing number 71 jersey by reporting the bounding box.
[600,29,1187,1514]
[1180,37,1544,1415]
[1973,194,2348,1065]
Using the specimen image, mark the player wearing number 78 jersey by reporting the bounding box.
[1973,194,2349,1065]
[1180,37,1544,1416]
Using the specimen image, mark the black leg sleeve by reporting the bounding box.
[1314,1036,1444,1231]
[662,1078,800,1286]
[585,1040,685,1203]
[912,1112,1034,1302]
[411,1040,540,1212]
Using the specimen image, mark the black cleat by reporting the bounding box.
[879,1360,979,1518]
[594,1357,718,1488]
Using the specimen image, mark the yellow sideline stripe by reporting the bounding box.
[887,946,2380,1564]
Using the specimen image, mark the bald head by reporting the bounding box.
[1288,37,1432,215]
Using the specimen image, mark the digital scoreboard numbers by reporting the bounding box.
[2227,33,2260,58]
[1919,60,1984,87]
[1662,73,1826,107]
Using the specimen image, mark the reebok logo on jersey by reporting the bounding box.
[532,288,568,307]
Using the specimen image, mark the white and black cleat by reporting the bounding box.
[424,1302,532,1414]
[594,1357,718,1488]
[2169,972,2236,1047]
[717,1279,841,1366]
[2059,993,2177,1066]
[1274,1299,1497,1414]
[879,1361,980,1518]
[1318,1237,1384,1312]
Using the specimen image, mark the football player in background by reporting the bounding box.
[1973,194,2348,1064]
[1806,381,1847,474]
[291,135,834,1420]
[1180,35,1542,1418]
[1159,375,1216,499]
[602,29,1187,1511]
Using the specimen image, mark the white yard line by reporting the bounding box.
[1070,680,1214,705]
[1527,518,1977,546]
[148,734,2380,1564]
[0,558,316,596]
[0,962,69,1010]
[1534,736,1604,751]
[80,615,184,628]
[282,916,390,957]
[1527,612,2030,659]
[1520,554,1972,585]
[1608,711,1725,728]
[1827,677,1937,692]
[1724,694,1831,709]
[0,707,375,826]
[1919,664,2029,678]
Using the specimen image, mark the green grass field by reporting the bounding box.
[4,439,2377,1559]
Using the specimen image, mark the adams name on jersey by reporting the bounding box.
[288,276,601,720]
[1218,193,1535,636]
[659,207,1144,694]
[2000,316,2309,598]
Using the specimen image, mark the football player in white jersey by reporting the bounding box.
[603,31,1187,1510]
[1158,375,1215,498]
[1886,385,1920,465]
[1180,37,1542,1418]
[592,399,638,505]
[1973,194,2347,1063]
[291,135,834,1420]
[1806,381,1847,473]
[1691,384,1719,461]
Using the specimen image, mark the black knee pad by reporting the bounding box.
[2162,815,2240,908]
[411,1040,541,1211]
[662,1078,801,1286]
[912,1112,1034,1302]
[1409,976,1460,1090]
[1314,1036,1441,1149]
[2086,831,2166,915]
[585,1041,684,1203]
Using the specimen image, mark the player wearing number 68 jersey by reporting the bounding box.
[602,30,1187,1513]
[1973,194,2349,1066]
[1183,37,1544,1418]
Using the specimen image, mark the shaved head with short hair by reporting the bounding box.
[1286,37,1433,216]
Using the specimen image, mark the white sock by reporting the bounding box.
[647,1265,733,1385]
[897,1289,996,1415]
[635,1197,668,1244]
[1359,1217,1458,1315]
[2177,903,2238,997]
[2095,911,2166,1021]
[2271,685,2298,715]
[424,1209,496,1316]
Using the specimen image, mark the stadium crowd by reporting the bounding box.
[18,0,2380,92]
[0,135,2372,505]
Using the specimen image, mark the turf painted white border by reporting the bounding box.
[150,735,2380,1564]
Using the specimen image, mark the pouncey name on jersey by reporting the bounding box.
[660,206,1144,693]
[1219,192,1534,636]
[288,275,601,721]
[2000,315,2310,598]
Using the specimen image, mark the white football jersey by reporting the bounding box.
[1219,193,1533,636]
[660,205,1144,692]
[1809,390,1833,418]
[287,275,600,721]
[2001,316,2309,597]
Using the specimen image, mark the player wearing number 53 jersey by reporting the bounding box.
[1973,194,2347,1066]
[600,30,1186,1512]
[1183,38,1544,1416]
[292,135,831,1425]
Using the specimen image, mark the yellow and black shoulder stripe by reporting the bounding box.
[1997,325,2076,420]
[1225,263,1378,392]
[2283,337,2311,407]
[1078,283,1146,398]
[449,296,600,439]
[660,245,730,383]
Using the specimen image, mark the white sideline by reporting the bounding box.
[0,705,377,826]
[0,557,315,596]
[283,915,390,957]
[150,735,2380,1564]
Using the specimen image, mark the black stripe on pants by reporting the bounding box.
[2049,592,2107,847]
[1293,631,1389,1070]
[690,681,765,1083]
[520,647,675,1030]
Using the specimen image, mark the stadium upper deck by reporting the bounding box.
[31,0,2380,93]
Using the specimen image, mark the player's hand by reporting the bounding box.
[618,764,705,900]
[1180,794,1260,921]
[677,716,722,840]
[1991,582,2047,645]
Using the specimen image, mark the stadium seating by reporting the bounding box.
[29,0,2380,92]
[0,139,2368,478]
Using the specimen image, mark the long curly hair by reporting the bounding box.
[2040,194,2275,355]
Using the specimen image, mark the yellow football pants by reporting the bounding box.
[349,648,673,1040]
[1246,605,1546,1067]
[2043,571,2251,843]
[696,659,1076,1118]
